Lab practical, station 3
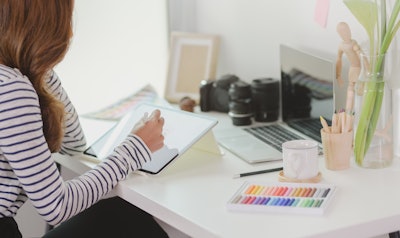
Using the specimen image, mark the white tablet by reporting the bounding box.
[84,103,218,174]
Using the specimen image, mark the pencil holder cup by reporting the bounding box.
[320,128,353,170]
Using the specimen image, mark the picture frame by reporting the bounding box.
[164,32,219,103]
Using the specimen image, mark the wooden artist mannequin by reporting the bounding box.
[335,21,363,113]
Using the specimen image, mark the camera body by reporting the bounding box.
[200,74,240,112]
[200,74,280,126]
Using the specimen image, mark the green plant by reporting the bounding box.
[344,0,400,165]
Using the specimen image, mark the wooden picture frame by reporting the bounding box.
[164,32,219,103]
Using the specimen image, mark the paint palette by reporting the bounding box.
[227,182,336,215]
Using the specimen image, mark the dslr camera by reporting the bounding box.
[199,74,240,113]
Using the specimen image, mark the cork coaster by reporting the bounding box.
[278,171,322,183]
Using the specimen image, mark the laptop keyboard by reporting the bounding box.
[243,124,323,154]
[286,118,324,143]
[244,124,304,152]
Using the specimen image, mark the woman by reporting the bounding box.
[0,1,168,237]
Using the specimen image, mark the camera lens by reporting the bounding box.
[229,100,252,126]
[251,78,279,122]
[228,81,253,126]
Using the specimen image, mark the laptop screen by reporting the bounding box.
[280,45,335,122]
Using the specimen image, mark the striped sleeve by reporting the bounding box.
[45,71,87,155]
[0,71,152,225]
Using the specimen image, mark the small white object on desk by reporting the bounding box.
[282,140,319,181]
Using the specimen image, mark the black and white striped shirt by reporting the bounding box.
[0,64,152,225]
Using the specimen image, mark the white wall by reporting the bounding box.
[55,0,168,114]
[169,0,369,81]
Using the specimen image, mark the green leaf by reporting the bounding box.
[344,0,378,53]
[380,0,400,54]
[344,0,378,34]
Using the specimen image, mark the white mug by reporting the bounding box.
[282,140,318,179]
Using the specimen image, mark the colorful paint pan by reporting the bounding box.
[227,182,336,215]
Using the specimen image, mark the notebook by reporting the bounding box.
[214,45,335,164]
[84,103,219,174]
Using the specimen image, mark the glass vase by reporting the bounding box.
[353,53,393,168]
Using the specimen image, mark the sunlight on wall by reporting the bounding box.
[55,0,168,114]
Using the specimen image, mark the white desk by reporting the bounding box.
[54,110,400,238]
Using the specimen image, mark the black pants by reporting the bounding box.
[43,196,168,238]
[0,217,22,238]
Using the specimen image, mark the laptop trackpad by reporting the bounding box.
[218,135,282,163]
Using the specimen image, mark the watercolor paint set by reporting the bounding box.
[227,182,336,215]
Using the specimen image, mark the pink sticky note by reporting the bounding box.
[314,0,330,28]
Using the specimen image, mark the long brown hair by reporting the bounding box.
[0,0,74,152]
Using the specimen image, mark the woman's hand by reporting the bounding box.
[132,109,165,152]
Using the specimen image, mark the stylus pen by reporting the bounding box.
[233,167,283,179]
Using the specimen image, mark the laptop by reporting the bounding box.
[214,44,336,164]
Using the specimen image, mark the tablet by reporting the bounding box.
[84,103,218,174]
